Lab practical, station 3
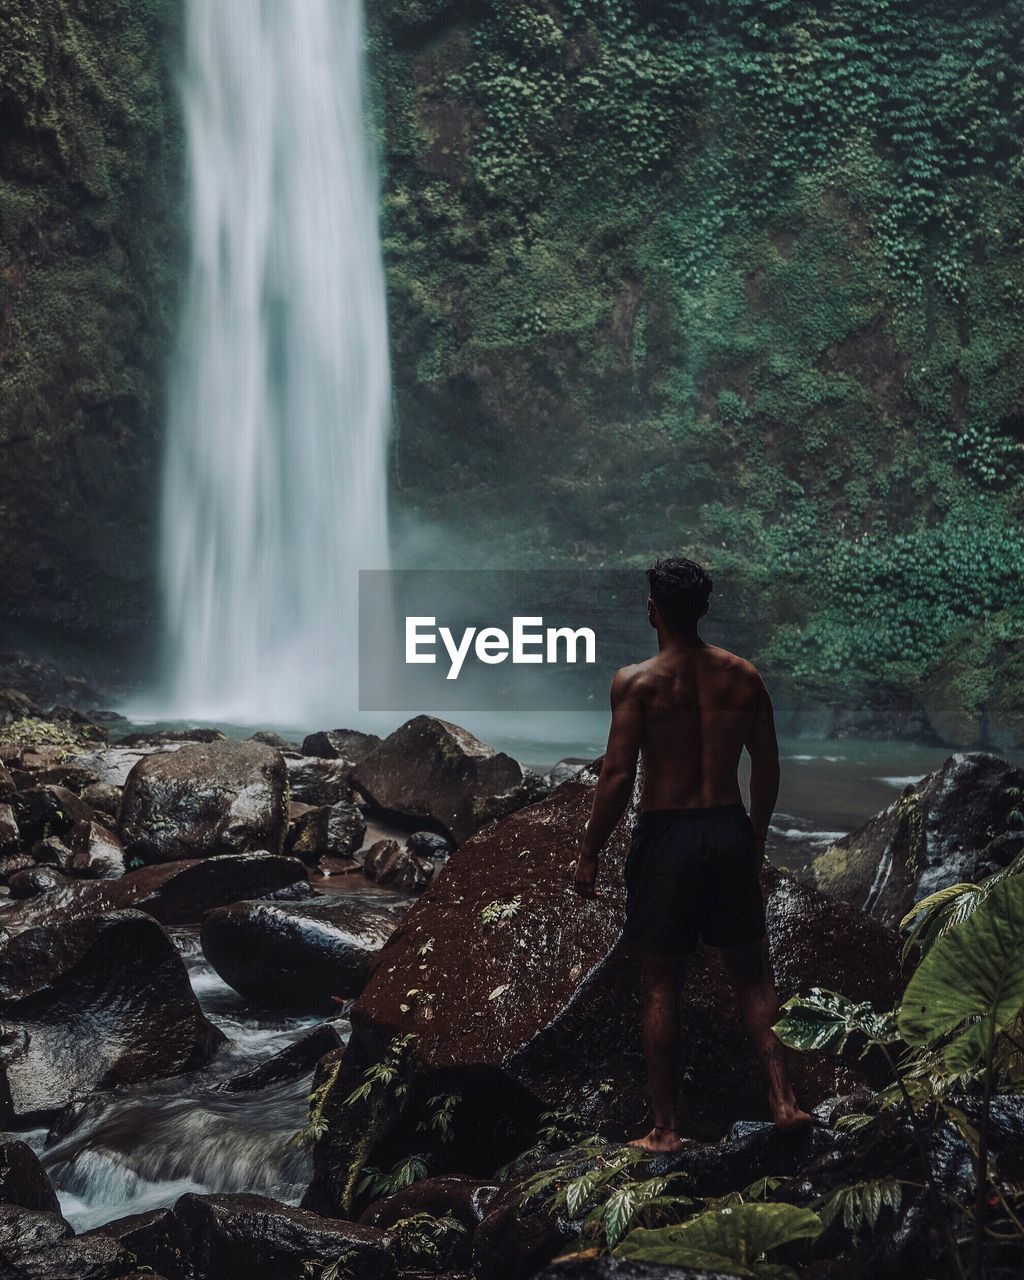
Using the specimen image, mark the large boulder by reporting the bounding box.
[119,741,288,863]
[0,909,224,1124]
[284,755,355,807]
[302,729,382,763]
[85,1207,189,1280]
[306,767,900,1213]
[813,752,1024,927]
[201,895,408,1014]
[0,1203,138,1278]
[0,1140,60,1213]
[0,853,308,932]
[353,716,544,843]
[173,1193,395,1280]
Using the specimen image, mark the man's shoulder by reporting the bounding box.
[704,644,762,683]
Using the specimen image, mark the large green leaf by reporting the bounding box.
[614,1202,822,1277]
[898,875,1024,1071]
[773,988,899,1055]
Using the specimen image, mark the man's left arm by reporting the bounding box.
[573,667,642,897]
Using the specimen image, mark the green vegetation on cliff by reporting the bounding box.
[369,0,1024,727]
[0,0,181,635]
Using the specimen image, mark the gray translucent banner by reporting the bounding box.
[359,569,657,712]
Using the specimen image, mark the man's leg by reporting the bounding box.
[629,952,688,1152]
[721,938,813,1131]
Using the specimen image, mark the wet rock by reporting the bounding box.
[813,752,1024,927]
[363,839,437,894]
[66,819,125,879]
[473,1182,578,1280]
[0,909,224,1123]
[80,781,122,821]
[173,1192,395,1280]
[31,763,102,794]
[539,1260,736,1280]
[73,744,177,788]
[0,805,18,856]
[7,866,68,898]
[0,854,34,881]
[0,765,13,800]
[546,758,590,788]
[302,728,382,763]
[406,830,453,860]
[307,769,899,1212]
[201,895,407,1014]
[353,715,543,843]
[286,801,365,862]
[216,1020,345,1093]
[0,1140,60,1212]
[118,728,226,748]
[119,740,288,863]
[284,755,355,806]
[30,835,72,866]
[86,1206,189,1280]
[0,852,307,932]
[10,785,93,847]
[360,1174,500,1237]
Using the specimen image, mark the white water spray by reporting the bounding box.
[161,0,390,723]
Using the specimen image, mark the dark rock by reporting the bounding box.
[7,866,68,898]
[302,729,383,763]
[173,1192,395,1280]
[201,895,407,1013]
[0,765,13,801]
[0,852,307,932]
[360,1175,500,1237]
[539,1260,737,1280]
[473,1183,577,1280]
[30,835,71,866]
[307,768,899,1212]
[85,1206,189,1280]
[353,716,543,843]
[80,782,122,821]
[67,819,125,879]
[286,801,365,862]
[120,741,288,863]
[363,839,437,894]
[10,785,93,846]
[0,909,224,1123]
[0,1140,60,1212]
[216,1020,345,1093]
[284,755,354,806]
[0,854,33,881]
[406,831,453,860]
[813,752,1024,927]
[0,806,18,856]
[73,745,175,788]
[33,763,102,794]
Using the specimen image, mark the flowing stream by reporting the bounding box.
[162,0,391,724]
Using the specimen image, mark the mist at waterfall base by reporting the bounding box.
[157,0,390,727]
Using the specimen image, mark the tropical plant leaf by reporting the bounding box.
[899,851,1024,960]
[614,1202,823,1275]
[816,1178,903,1234]
[898,875,1024,1071]
[774,988,899,1056]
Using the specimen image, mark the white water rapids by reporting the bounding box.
[161,0,391,723]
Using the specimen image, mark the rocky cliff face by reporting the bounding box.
[367,0,1024,738]
[0,0,182,640]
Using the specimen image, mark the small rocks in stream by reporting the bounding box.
[10,784,93,846]
[0,908,224,1124]
[301,728,382,763]
[813,750,1024,927]
[7,865,68,898]
[79,780,121,820]
[353,715,547,843]
[66,818,125,878]
[119,740,288,862]
[286,799,365,862]
[173,1192,395,1280]
[362,838,438,894]
[201,895,408,1013]
[0,852,307,931]
[215,1019,346,1092]
[406,829,454,859]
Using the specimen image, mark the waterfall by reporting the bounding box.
[161,0,390,724]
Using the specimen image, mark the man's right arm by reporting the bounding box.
[745,674,780,858]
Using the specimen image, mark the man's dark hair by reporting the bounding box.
[646,557,713,630]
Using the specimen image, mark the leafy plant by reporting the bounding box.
[614,1202,823,1279]
[390,1211,468,1270]
[774,988,900,1056]
[355,1154,429,1200]
[417,1091,461,1142]
[815,1178,905,1235]
[480,895,522,927]
[343,1034,417,1107]
[899,850,1024,961]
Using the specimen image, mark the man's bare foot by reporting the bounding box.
[628,1125,689,1153]
[771,1102,815,1133]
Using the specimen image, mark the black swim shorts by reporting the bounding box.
[622,803,767,957]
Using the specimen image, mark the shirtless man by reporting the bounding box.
[573,557,812,1153]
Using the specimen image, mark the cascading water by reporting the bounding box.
[161,0,391,724]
